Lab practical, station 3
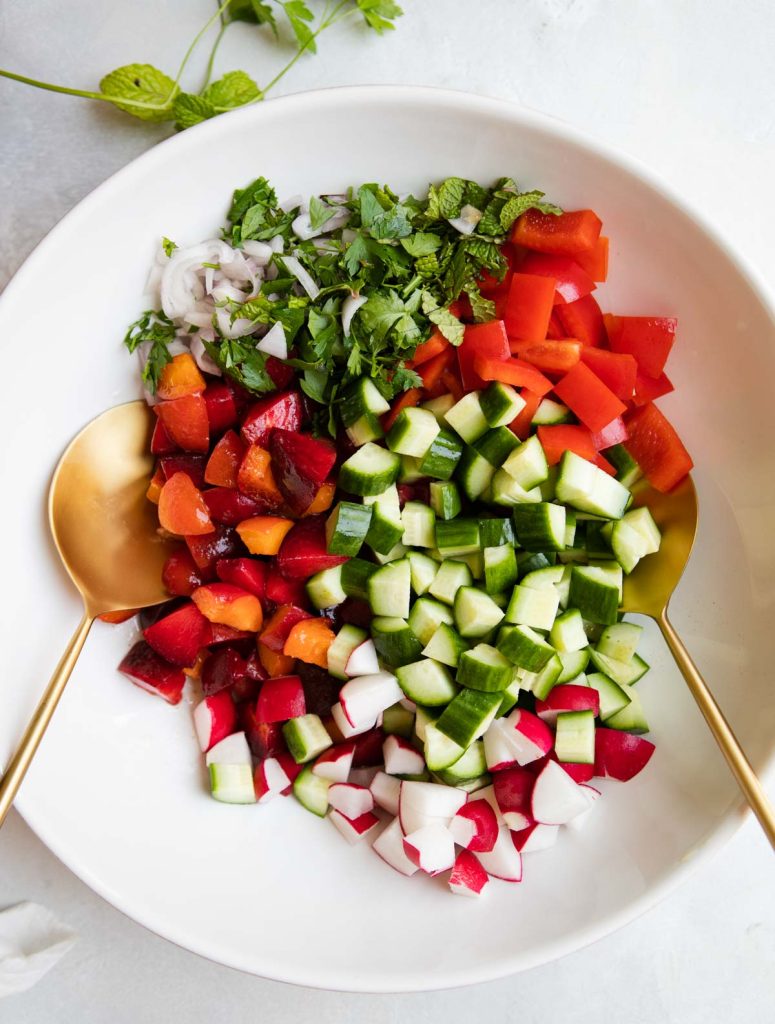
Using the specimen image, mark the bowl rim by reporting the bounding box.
[3,84,773,992]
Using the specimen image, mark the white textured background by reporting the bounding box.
[1,1,774,1020]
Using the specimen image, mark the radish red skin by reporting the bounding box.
[535,684,600,725]
[193,691,237,751]
[450,799,499,853]
[594,728,656,781]
[493,767,535,830]
[449,849,490,896]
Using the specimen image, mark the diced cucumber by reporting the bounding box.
[490,469,543,507]
[386,407,440,458]
[585,520,613,558]
[610,519,650,574]
[436,689,502,747]
[555,451,631,519]
[340,378,390,446]
[501,435,549,489]
[365,497,403,556]
[550,608,589,653]
[368,559,411,617]
[596,622,643,663]
[455,550,484,579]
[371,617,423,667]
[473,426,521,466]
[401,501,436,548]
[408,596,455,645]
[483,545,518,594]
[398,454,426,484]
[444,391,488,443]
[557,647,590,682]
[539,465,559,501]
[607,443,642,488]
[283,714,332,764]
[407,550,438,595]
[306,564,347,610]
[605,683,649,734]
[209,764,256,804]
[518,552,557,579]
[622,507,661,554]
[587,672,632,721]
[341,557,378,600]
[435,518,481,557]
[564,509,577,547]
[520,653,563,700]
[480,381,526,427]
[555,563,574,608]
[373,542,408,565]
[554,709,595,763]
[421,622,468,668]
[569,566,620,625]
[436,740,487,783]
[457,446,495,500]
[588,559,624,600]
[588,649,650,686]
[382,702,415,738]
[419,428,464,480]
[339,442,400,496]
[396,658,459,706]
[478,517,515,547]
[531,397,572,425]
[424,722,467,771]
[496,673,522,716]
[363,483,400,509]
[422,393,456,424]
[429,559,473,605]
[520,565,565,590]
[457,644,514,692]
[326,501,372,556]
[512,502,566,551]
[498,624,555,672]
[413,704,441,743]
[292,764,331,816]
[505,584,560,631]
[430,480,461,520]
[454,586,505,638]
[327,624,368,679]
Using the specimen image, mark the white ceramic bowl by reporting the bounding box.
[1,87,774,992]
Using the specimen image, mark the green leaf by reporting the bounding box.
[358,186,413,240]
[400,231,441,257]
[499,190,562,230]
[464,281,496,324]
[173,92,216,130]
[299,367,330,404]
[343,233,370,277]
[123,309,176,391]
[356,0,403,33]
[437,177,466,219]
[229,176,278,224]
[99,64,178,122]
[391,364,423,393]
[282,1,316,52]
[422,292,465,346]
[309,195,336,231]
[228,0,279,35]
[203,70,261,110]
[161,237,177,257]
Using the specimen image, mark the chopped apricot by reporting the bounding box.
[205,430,245,489]
[158,472,214,536]
[302,480,336,517]
[237,445,284,506]
[236,515,294,555]
[156,395,210,453]
[192,583,264,632]
[258,641,296,677]
[98,608,139,624]
[157,352,206,400]
[146,466,165,505]
[283,617,336,669]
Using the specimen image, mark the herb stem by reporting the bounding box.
[258,0,353,98]
[202,20,231,90]
[0,69,108,104]
[173,0,234,86]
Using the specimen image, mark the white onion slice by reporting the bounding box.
[292,206,350,241]
[255,321,288,360]
[342,292,367,336]
[448,204,483,235]
[215,306,256,340]
[190,335,222,376]
[269,234,285,254]
[242,240,273,266]
[279,194,304,213]
[281,255,320,300]
[160,240,234,319]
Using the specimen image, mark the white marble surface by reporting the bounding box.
[0,0,773,1018]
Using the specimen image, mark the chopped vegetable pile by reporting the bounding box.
[114,174,693,897]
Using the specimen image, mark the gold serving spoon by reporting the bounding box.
[0,400,174,827]
[622,476,775,848]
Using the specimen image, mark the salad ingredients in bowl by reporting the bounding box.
[115,173,692,895]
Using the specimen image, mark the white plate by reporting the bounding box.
[1,87,774,992]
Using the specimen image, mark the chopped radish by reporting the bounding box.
[511,822,560,853]
[503,708,554,765]
[398,781,467,835]
[476,826,523,882]
[557,759,595,784]
[330,701,377,739]
[493,766,535,831]
[329,809,381,845]
[312,742,356,783]
[565,784,601,832]
[594,728,655,781]
[449,849,490,897]
[383,735,425,777]
[448,798,498,853]
[205,731,251,766]
[535,683,600,726]
[193,691,237,752]
[339,672,403,730]
[372,817,419,876]
[531,759,591,825]
[275,751,302,787]
[483,719,518,772]
[254,757,292,803]
[348,766,380,787]
[255,675,305,723]
[403,823,456,874]
[470,784,505,826]
[328,782,374,819]
[370,771,401,816]
[344,639,380,678]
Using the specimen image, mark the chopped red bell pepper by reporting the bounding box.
[503,273,557,342]
[608,315,677,379]
[473,355,553,396]
[407,330,449,367]
[632,371,674,407]
[545,310,565,340]
[536,424,597,466]
[594,453,617,476]
[520,253,596,305]
[574,236,609,282]
[511,339,582,375]
[554,294,606,347]
[508,388,542,440]
[418,347,455,390]
[591,416,628,451]
[552,362,627,433]
[382,387,423,431]
[624,403,693,492]
[440,368,463,401]
[511,209,602,256]
[457,321,510,391]
[580,347,637,401]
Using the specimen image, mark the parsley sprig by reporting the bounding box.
[0,1,402,132]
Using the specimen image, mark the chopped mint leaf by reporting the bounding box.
[162,237,177,257]
[309,195,337,231]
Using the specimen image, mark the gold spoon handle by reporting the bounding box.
[0,613,93,827]
[659,611,775,850]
